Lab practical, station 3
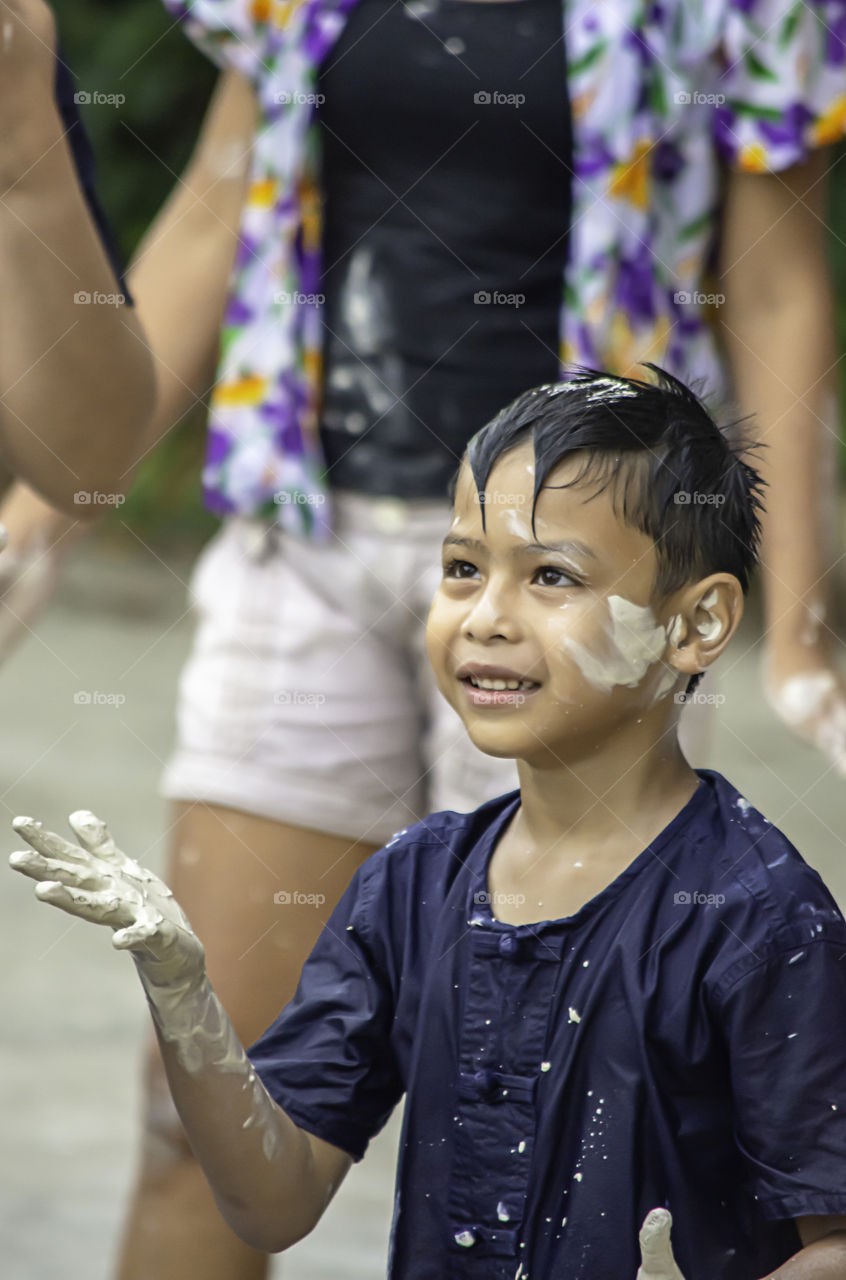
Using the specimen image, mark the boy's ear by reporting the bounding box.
[662,574,744,678]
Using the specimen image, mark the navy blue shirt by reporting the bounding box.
[55,51,130,300]
[249,770,846,1279]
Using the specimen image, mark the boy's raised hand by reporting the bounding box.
[637,1209,686,1280]
[9,812,205,988]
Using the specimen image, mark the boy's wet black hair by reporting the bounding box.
[454,363,767,697]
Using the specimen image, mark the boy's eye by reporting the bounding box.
[444,559,479,579]
[533,565,580,588]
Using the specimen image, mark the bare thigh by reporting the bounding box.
[165,800,381,1042]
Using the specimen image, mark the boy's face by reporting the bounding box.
[426,443,683,766]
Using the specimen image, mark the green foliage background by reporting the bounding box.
[53,1,846,546]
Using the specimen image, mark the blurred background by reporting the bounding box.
[51,0,846,550]
[2,4,846,1279]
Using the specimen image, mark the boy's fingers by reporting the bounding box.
[12,816,91,865]
[638,1208,676,1270]
[67,810,122,862]
[9,848,106,890]
[112,921,160,953]
[33,880,136,928]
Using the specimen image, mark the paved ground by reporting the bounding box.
[2,533,845,1280]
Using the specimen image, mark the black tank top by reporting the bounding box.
[316,0,571,498]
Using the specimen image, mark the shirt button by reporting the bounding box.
[454,1228,477,1247]
[473,1069,495,1096]
[499,934,519,957]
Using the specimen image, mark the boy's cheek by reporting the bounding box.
[426,598,475,711]
[424,598,452,684]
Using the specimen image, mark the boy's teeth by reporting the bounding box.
[470,676,533,691]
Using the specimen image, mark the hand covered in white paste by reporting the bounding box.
[0,483,82,666]
[636,1208,686,1280]
[9,811,205,988]
[765,663,846,779]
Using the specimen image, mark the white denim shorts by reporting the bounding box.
[160,490,519,846]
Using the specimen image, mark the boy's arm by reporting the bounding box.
[8,812,351,1252]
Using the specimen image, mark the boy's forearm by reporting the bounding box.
[140,965,323,1253]
[764,1234,846,1279]
[10,811,342,1252]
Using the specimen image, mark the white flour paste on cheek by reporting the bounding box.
[560,596,671,695]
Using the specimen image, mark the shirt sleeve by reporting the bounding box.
[715,932,846,1219]
[54,52,131,302]
[247,851,404,1162]
[714,0,846,171]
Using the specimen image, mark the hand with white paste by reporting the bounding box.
[9,811,352,1250]
[765,665,846,780]
[0,483,85,666]
[636,1208,687,1280]
[9,811,205,991]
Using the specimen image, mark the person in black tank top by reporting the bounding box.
[317,0,571,496]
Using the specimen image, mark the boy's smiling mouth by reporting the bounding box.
[456,662,542,705]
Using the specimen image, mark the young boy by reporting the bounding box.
[11,367,846,1280]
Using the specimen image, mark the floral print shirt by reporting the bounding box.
[162,0,846,537]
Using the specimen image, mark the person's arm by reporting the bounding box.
[0,67,256,665]
[0,0,154,513]
[124,65,256,471]
[717,149,846,774]
[8,812,351,1251]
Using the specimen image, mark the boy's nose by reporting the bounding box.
[461,583,520,643]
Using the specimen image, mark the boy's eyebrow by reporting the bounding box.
[443,534,598,561]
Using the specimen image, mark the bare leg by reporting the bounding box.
[719,155,846,774]
[113,802,380,1280]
